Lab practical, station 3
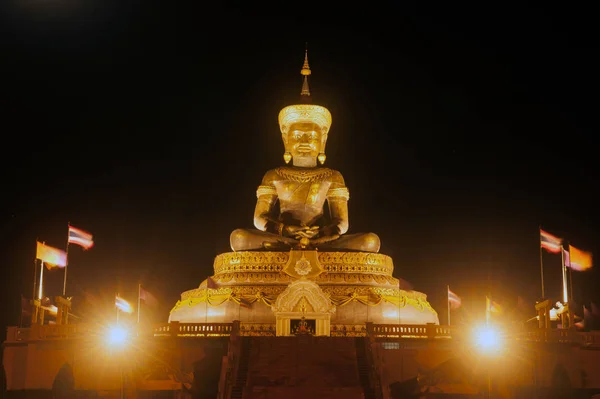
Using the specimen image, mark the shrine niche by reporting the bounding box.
[291,317,316,335]
[272,278,335,336]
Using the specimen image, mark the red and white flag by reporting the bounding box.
[448,287,462,309]
[540,229,562,254]
[115,295,133,313]
[68,225,94,250]
[139,285,158,307]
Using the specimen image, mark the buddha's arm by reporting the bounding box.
[253,171,283,234]
[323,172,350,236]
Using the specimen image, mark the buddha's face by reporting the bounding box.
[285,122,325,161]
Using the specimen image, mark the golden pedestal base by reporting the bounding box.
[170,250,439,329]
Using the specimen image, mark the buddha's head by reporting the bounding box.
[278,105,332,167]
[278,49,332,167]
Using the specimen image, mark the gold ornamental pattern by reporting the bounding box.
[318,252,394,274]
[256,185,278,198]
[213,251,394,276]
[210,272,397,285]
[213,252,290,275]
[174,285,437,315]
[326,187,350,200]
[275,167,334,183]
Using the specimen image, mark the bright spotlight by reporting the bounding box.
[106,325,128,347]
[473,325,503,354]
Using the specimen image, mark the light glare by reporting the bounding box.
[106,325,128,347]
[473,325,503,354]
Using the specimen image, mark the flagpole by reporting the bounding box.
[38,260,45,301]
[539,225,545,299]
[566,242,574,303]
[569,264,574,303]
[447,285,451,326]
[63,222,70,296]
[19,294,24,328]
[32,251,38,301]
[137,283,141,324]
[397,284,400,325]
[561,245,568,304]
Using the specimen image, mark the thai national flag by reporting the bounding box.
[448,288,462,309]
[540,228,562,253]
[68,225,94,250]
[115,295,133,313]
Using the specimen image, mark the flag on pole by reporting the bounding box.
[68,226,94,250]
[139,286,158,307]
[36,241,67,268]
[448,287,462,309]
[236,296,252,309]
[486,296,503,314]
[206,276,219,289]
[567,245,593,271]
[115,295,133,313]
[540,229,562,253]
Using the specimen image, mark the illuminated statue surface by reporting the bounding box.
[230,52,380,253]
[170,50,439,328]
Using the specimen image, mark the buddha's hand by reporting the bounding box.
[297,226,319,239]
[283,225,319,240]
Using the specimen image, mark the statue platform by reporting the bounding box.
[169,250,439,334]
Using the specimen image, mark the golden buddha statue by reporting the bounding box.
[230,51,380,253]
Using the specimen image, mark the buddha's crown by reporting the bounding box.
[278,48,332,135]
[278,104,332,135]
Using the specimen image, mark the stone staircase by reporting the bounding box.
[355,337,377,399]
[231,336,251,399]
[228,336,378,399]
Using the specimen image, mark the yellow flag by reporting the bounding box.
[36,241,67,268]
[487,296,503,314]
[569,245,592,271]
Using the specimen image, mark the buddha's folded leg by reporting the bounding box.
[230,228,298,251]
[318,232,380,253]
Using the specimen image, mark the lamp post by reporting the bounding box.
[105,325,129,399]
[473,324,504,398]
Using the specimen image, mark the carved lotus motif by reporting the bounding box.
[294,256,312,276]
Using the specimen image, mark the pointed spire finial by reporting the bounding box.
[301,44,311,96]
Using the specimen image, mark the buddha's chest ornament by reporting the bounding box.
[275,167,334,183]
[274,167,332,207]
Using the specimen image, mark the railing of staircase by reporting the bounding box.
[219,320,240,399]
[239,322,276,336]
[330,324,367,337]
[367,323,453,339]
[153,322,233,337]
[365,323,384,399]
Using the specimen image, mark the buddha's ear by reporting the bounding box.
[320,132,328,153]
[281,133,289,152]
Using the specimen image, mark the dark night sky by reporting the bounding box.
[1,3,598,337]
